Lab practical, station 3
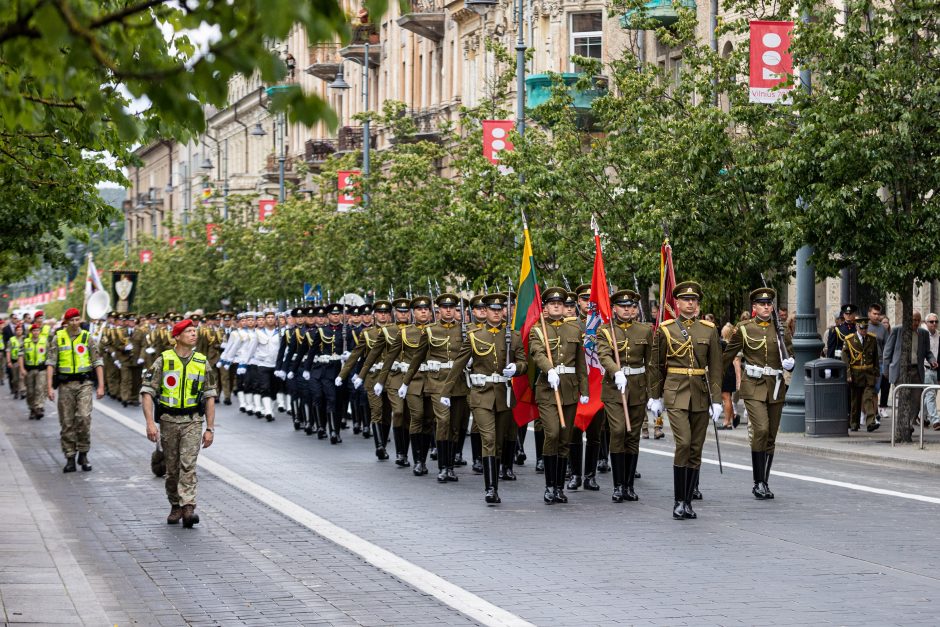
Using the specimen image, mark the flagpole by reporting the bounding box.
[593,218,631,433]
[81,252,91,322]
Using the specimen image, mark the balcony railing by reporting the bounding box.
[305,139,337,163]
[337,126,378,153]
[398,0,445,40]
[306,44,342,82]
[339,24,381,66]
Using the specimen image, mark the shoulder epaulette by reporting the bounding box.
[700,320,715,328]
[564,316,578,322]
[661,319,676,326]
[867,331,877,338]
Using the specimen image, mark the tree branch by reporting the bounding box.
[90,0,167,29]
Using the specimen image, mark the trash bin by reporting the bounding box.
[804,358,848,436]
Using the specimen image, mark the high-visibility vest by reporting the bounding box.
[55,329,92,374]
[23,335,48,367]
[158,349,207,410]
[8,336,22,361]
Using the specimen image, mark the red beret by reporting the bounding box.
[34,310,44,317]
[63,308,80,320]
[172,319,194,338]
[30,323,41,330]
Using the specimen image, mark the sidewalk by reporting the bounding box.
[706,410,940,471]
[0,420,110,625]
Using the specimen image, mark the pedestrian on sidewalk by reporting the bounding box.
[922,313,940,430]
[882,311,933,427]
[45,308,105,473]
[141,319,216,528]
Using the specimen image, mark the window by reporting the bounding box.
[570,12,602,73]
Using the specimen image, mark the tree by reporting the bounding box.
[769,0,940,441]
[0,0,350,277]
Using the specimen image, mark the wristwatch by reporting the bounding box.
[205,427,214,433]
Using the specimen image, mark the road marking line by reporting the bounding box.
[96,403,534,627]
[639,446,940,505]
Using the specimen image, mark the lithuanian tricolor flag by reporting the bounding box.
[511,214,542,426]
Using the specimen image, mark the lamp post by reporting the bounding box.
[147,187,158,239]
[780,9,823,432]
[330,51,371,207]
[277,112,286,202]
[201,136,229,220]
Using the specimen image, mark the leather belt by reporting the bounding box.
[620,366,646,376]
[667,367,706,376]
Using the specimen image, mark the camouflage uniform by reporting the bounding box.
[141,352,218,507]
[45,330,103,457]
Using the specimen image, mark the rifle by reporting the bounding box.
[458,284,468,341]
[505,276,515,405]
[760,273,791,361]
[562,275,572,292]
[426,277,436,323]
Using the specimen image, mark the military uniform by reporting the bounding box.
[7,333,24,399]
[467,294,488,473]
[46,315,104,472]
[443,293,527,504]
[303,303,350,442]
[825,304,858,359]
[102,313,122,398]
[568,283,606,491]
[842,316,880,432]
[121,314,145,405]
[722,288,794,499]
[596,289,654,502]
[650,280,721,520]
[22,328,49,419]
[362,299,413,466]
[528,287,589,504]
[141,323,217,528]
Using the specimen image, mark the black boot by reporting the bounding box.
[752,450,769,499]
[691,472,703,500]
[764,452,775,499]
[292,401,302,430]
[303,404,315,435]
[534,429,545,473]
[480,456,498,504]
[411,434,425,476]
[672,466,687,519]
[372,424,388,460]
[316,405,328,439]
[445,441,458,481]
[500,440,516,480]
[77,451,92,472]
[583,442,599,491]
[437,440,449,482]
[470,432,483,474]
[567,434,582,489]
[597,431,610,473]
[684,467,699,519]
[610,452,625,503]
[381,421,391,449]
[543,455,556,504]
[554,456,569,503]
[420,433,432,473]
[394,427,410,466]
[63,455,76,473]
[454,425,468,465]
[624,453,639,501]
[515,425,527,465]
[329,411,342,444]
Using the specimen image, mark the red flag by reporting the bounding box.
[657,239,677,330]
[575,219,608,430]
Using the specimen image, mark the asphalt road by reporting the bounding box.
[4,393,939,626]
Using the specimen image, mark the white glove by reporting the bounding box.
[216,361,223,369]
[614,371,627,392]
[579,395,590,405]
[114,360,121,369]
[223,362,231,370]
[782,357,795,371]
[145,347,156,354]
[334,376,343,387]
[710,402,723,422]
[398,383,408,399]
[287,371,294,380]
[647,397,664,416]
[220,342,228,349]
[236,366,247,375]
[124,343,133,351]
[352,374,363,389]
[137,358,145,365]
[110,351,116,358]
[373,382,384,396]
[341,351,351,362]
[302,370,310,380]
[273,369,283,379]
[547,368,560,390]
[440,396,451,408]
[502,363,517,378]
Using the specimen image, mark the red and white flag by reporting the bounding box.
[575,217,609,430]
[749,20,795,104]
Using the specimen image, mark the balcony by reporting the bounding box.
[390,108,443,144]
[619,0,696,28]
[263,153,300,183]
[525,73,608,111]
[339,24,381,66]
[336,126,378,155]
[397,0,445,41]
[305,139,337,170]
[305,44,342,82]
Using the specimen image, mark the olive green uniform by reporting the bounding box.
[361,322,411,465]
[597,320,654,455]
[842,331,879,430]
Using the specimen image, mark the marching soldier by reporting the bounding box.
[405,293,468,483]
[568,283,605,491]
[45,308,105,473]
[528,287,589,504]
[596,289,654,503]
[442,293,527,503]
[21,322,49,419]
[385,296,435,475]
[141,319,216,528]
[722,287,795,500]
[467,293,488,474]
[648,281,722,520]
[303,303,349,442]
[826,304,857,359]
[218,313,235,405]
[119,314,144,406]
[842,316,880,433]
[362,298,413,466]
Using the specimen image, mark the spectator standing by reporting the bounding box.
[867,304,888,417]
[882,311,934,426]
[717,323,739,430]
[923,313,940,430]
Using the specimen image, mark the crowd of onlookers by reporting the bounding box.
[2,310,59,399]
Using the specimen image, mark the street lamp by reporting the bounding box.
[250,123,267,137]
[331,42,371,208]
[201,134,229,221]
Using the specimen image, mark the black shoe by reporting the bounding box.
[376,446,389,460]
[224,398,232,405]
[318,430,327,439]
[445,467,458,481]
[764,452,775,499]
[684,467,699,519]
[454,452,467,466]
[77,452,92,472]
[501,467,517,481]
[732,414,741,428]
[752,451,768,499]
[597,458,610,473]
[535,457,544,473]
[672,466,687,519]
[610,452,625,503]
[624,453,639,501]
[63,456,76,473]
[583,474,599,491]
[429,447,438,461]
[304,424,314,435]
[566,475,581,490]
[612,485,624,502]
[266,414,275,422]
[437,468,448,482]
[543,455,556,504]
[353,425,361,435]
[692,486,703,500]
[395,454,410,467]
[472,457,483,474]
[293,419,302,431]
[867,422,880,432]
[554,456,569,503]
[483,457,500,504]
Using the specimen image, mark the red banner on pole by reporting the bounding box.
[139,249,153,264]
[206,223,219,246]
[749,20,795,104]
[259,199,277,221]
[337,170,361,212]
[482,120,515,174]
[168,236,182,248]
